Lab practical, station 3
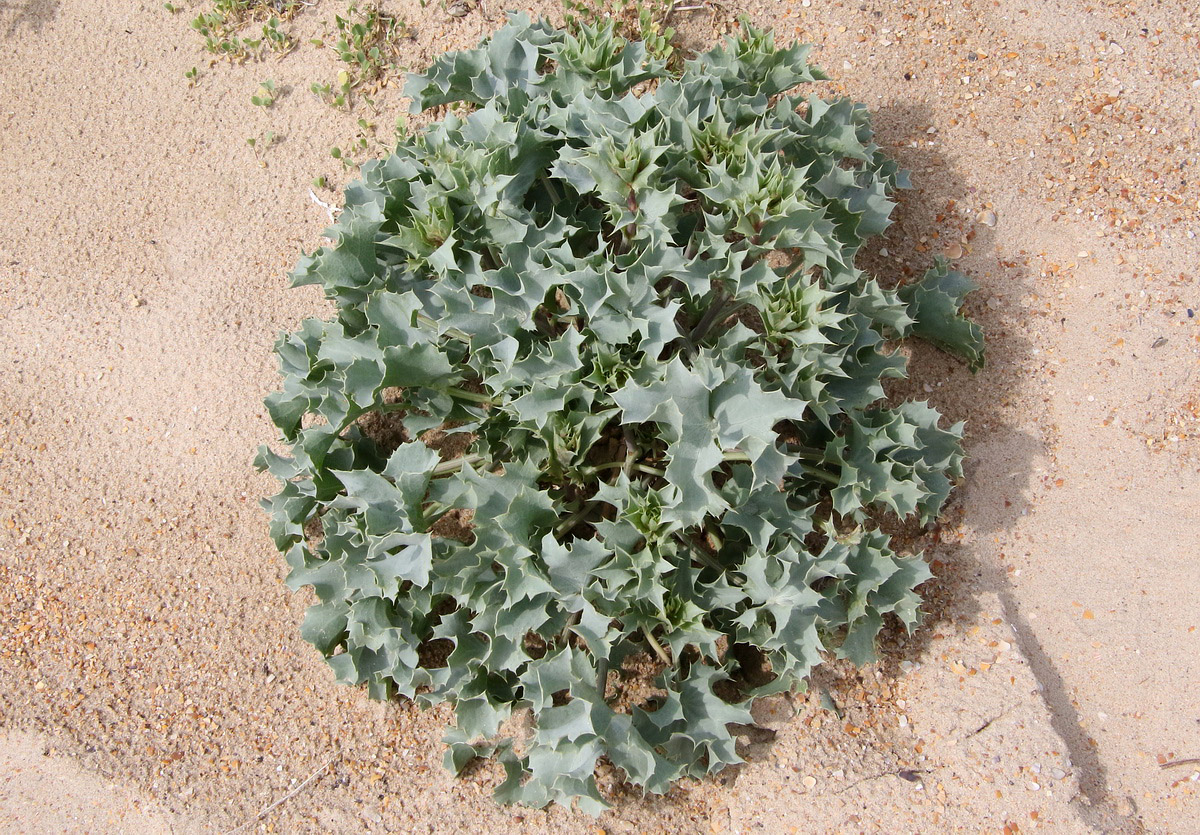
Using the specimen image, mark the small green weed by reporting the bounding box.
[310,75,350,110]
[261,15,293,53]
[327,115,397,171]
[250,78,278,107]
[311,3,410,108]
[246,130,278,163]
[190,0,300,61]
[329,144,357,170]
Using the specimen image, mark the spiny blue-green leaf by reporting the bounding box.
[899,257,986,372]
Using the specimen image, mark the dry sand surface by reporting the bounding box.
[1,0,1198,832]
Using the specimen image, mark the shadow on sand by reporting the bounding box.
[0,0,59,37]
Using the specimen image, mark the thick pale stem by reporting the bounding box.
[540,174,562,206]
[431,453,483,476]
[621,428,638,477]
[724,447,839,483]
[644,630,672,665]
[560,610,581,645]
[686,288,729,350]
[596,656,610,700]
[554,500,600,537]
[798,463,840,485]
[445,386,493,406]
[414,312,470,343]
[677,534,725,574]
[581,460,626,478]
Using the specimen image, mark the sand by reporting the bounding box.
[0,0,1197,832]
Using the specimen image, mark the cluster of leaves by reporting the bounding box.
[563,0,678,65]
[258,14,984,813]
[189,0,300,61]
[311,2,412,109]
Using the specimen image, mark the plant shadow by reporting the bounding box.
[700,100,1135,831]
[0,0,59,37]
[658,97,1044,787]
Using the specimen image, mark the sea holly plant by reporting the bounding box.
[257,14,984,813]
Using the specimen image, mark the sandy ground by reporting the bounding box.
[0,0,1197,832]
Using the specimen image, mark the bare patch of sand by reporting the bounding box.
[0,729,186,833]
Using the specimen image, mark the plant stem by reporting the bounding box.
[785,444,827,462]
[431,453,483,476]
[414,312,470,343]
[554,500,601,537]
[724,447,839,483]
[644,629,672,665]
[581,460,625,478]
[596,656,610,700]
[540,174,562,206]
[445,386,493,406]
[634,463,665,477]
[676,534,725,574]
[686,287,728,352]
[798,463,840,485]
[580,433,640,481]
[560,610,581,645]
[622,428,638,476]
[688,292,750,355]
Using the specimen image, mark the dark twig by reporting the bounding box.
[969,704,1016,737]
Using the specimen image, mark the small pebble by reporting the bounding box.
[879,247,889,256]
[1027,781,1041,791]
[1051,768,1066,780]
[976,209,998,227]
[802,775,817,789]
[943,242,963,259]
